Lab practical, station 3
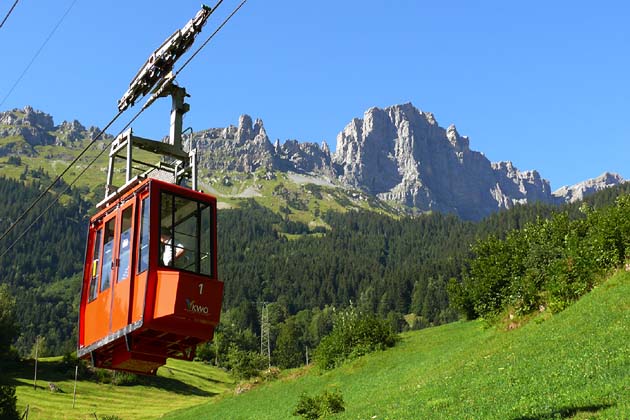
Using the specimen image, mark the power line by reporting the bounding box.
[0,0,79,108]
[0,0,20,29]
[176,0,247,77]
[0,0,248,256]
[0,106,143,259]
[0,108,123,247]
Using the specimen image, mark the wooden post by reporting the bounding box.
[72,365,78,408]
[33,339,39,390]
[305,346,309,365]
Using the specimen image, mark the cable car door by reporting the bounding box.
[84,211,117,341]
[111,199,135,333]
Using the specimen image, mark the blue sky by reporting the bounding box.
[1,0,628,189]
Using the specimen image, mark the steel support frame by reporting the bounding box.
[99,85,197,209]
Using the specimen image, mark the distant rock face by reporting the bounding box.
[0,106,56,148]
[553,172,626,203]
[0,107,105,156]
[194,115,275,172]
[2,104,624,220]
[332,103,558,219]
[191,104,625,220]
[194,114,335,176]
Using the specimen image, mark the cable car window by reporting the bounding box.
[173,195,198,271]
[159,191,213,276]
[200,204,212,276]
[88,229,102,302]
[117,207,133,282]
[137,197,150,273]
[160,193,176,266]
[101,219,115,291]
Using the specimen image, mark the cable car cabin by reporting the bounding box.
[78,178,222,375]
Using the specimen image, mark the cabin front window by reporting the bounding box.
[160,191,213,276]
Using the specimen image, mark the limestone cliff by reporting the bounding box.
[332,103,556,219]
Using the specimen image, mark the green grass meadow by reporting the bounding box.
[7,271,628,419]
[164,271,630,420]
[9,359,233,420]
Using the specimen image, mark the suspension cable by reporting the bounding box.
[0,0,248,256]
[0,0,79,107]
[0,109,123,246]
[0,106,145,259]
[0,0,20,29]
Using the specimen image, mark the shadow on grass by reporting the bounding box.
[119,374,219,397]
[161,365,226,384]
[512,403,615,420]
[5,359,222,397]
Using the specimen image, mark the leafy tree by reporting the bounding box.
[0,385,19,420]
[273,319,304,368]
[315,306,398,370]
[452,193,630,320]
[226,346,268,379]
[0,284,18,357]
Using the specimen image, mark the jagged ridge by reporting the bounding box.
[1,104,624,220]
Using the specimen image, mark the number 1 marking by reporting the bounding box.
[198,283,204,295]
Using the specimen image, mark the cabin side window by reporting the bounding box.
[173,195,198,272]
[200,203,212,276]
[100,219,115,291]
[88,229,102,302]
[160,193,175,266]
[137,197,150,273]
[159,191,213,276]
[117,207,133,282]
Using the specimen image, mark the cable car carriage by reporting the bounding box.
[78,177,222,374]
[77,7,224,371]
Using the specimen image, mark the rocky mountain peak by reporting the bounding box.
[57,120,87,143]
[332,103,560,219]
[553,172,625,203]
[321,140,330,155]
[446,124,469,152]
[2,104,622,221]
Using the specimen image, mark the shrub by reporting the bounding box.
[452,195,630,321]
[293,389,345,419]
[314,306,398,370]
[227,346,268,379]
[0,385,19,420]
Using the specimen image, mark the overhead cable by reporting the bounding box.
[0,0,248,255]
[0,0,20,29]
[0,0,79,107]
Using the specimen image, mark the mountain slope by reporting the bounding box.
[164,270,630,419]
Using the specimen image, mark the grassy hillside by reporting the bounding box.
[164,270,630,420]
[8,359,233,420]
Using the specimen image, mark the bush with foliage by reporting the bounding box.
[0,284,18,358]
[293,389,345,419]
[451,195,630,319]
[0,385,19,420]
[314,306,398,370]
[226,346,269,379]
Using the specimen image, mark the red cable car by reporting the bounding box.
[77,5,224,374]
[78,178,223,374]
